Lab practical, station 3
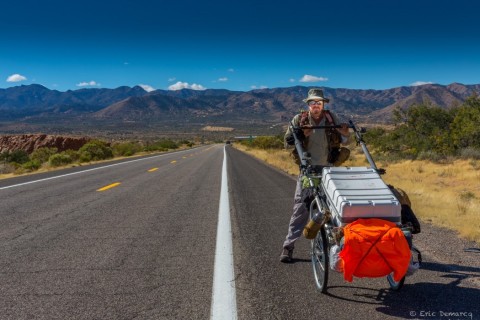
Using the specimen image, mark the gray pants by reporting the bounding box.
[283,175,309,250]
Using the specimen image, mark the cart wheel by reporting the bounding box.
[387,274,405,291]
[311,227,329,293]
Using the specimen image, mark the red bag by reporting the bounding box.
[339,218,411,282]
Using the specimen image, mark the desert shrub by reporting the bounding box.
[112,142,142,157]
[417,150,445,162]
[21,159,42,171]
[179,139,193,146]
[78,140,113,162]
[0,162,15,174]
[251,136,284,149]
[63,149,81,162]
[459,147,480,160]
[144,139,178,152]
[30,147,58,164]
[1,150,30,164]
[49,153,73,167]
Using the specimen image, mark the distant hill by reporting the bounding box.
[1,83,479,132]
[0,84,147,118]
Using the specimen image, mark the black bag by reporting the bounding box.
[388,185,421,234]
[327,147,340,164]
[401,204,421,234]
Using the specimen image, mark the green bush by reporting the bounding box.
[64,149,81,162]
[144,139,178,152]
[112,142,142,157]
[49,153,73,167]
[1,150,30,164]
[22,159,42,171]
[78,140,113,162]
[31,147,58,164]
[0,151,9,162]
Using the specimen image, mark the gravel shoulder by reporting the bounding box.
[413,222,480,288]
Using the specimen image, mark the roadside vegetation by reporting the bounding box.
[365,95,480,161]
[234,96,480,243]
[0,138,195,176]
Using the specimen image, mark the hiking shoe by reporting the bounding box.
[280,248,293,263]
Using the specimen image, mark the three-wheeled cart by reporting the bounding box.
[289,120,422,293]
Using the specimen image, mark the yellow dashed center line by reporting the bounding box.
[148,168,159,172]
[170,160,177,164]
[97,182,121,191]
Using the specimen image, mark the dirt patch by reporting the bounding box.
[201,126,234,132]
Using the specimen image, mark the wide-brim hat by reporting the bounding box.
[303,88,330,103]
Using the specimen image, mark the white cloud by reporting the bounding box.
[168,77,176,82]
[218,77,228,82]
[299,74,328,83]
[250,85,268,89]
[168,81,206,91]
[190,83,206,90]
[228,68,235,72]
[289,78,296,83]
[7,74,27,82]
[410,81,434,86]
[139,84,155,92]
[76,81,100,87]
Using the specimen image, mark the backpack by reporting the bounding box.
[323,111,344,164]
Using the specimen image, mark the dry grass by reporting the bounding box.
[234,143,480,243]
[235,144,299,176]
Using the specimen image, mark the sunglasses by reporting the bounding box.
[308,100,324,106]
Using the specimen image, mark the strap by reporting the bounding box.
[324,110,335,125]
[350,226,393,270]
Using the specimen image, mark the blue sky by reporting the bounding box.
[1,0,479,92]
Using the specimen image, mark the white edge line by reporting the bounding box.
[210,147,237,320]
[0,148,193,190]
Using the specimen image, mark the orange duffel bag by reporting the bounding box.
[339,218,411,282]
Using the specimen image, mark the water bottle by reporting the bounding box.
[303,212,324,239]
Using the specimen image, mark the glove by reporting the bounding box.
[286,128,305,145]
[293,127,306,141]
[285,134,295,145]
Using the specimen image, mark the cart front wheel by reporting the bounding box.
[311,227,329,293]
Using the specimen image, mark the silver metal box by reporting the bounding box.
[321,167,401,225]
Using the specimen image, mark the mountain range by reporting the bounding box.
[1,83,479,134]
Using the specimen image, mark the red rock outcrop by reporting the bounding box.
[0,135,91,154]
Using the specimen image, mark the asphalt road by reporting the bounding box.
[0,145,479,320]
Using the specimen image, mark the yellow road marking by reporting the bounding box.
[182,156,187,159]
[171,160,177,164]
[148,168,159,172]
[97,182,121,191]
